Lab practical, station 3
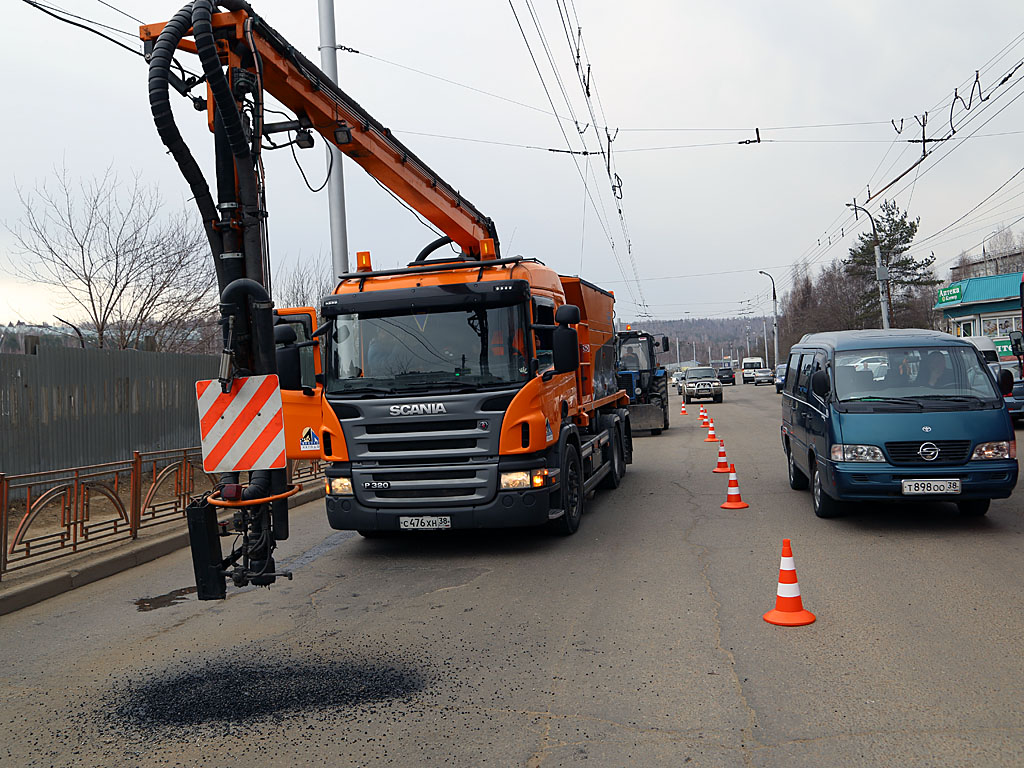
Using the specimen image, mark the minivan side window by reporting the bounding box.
[786,353,802,394]
[796,353,815,397]
[811,350,828,403]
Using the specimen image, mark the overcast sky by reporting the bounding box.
[4,1,1024,327]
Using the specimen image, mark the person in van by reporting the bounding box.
[781,330,1016,519]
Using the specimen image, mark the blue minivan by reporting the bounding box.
[781,330,1017,517]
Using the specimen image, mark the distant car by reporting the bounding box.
[683,366,723,403]
[774,363,787,393]
[990,361,1024,423]
[717,368,735,385]
[753,368,774,386]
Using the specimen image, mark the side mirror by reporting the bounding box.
[273,324,298,345]
[1010,330,1024,357]
[553,325,579,374]
[555,304,580,326]
[662,336,670,351]
[276,345,302,390]
[811,369,830,399]
[999,367,1014,397]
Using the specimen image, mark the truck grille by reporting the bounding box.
[329,390,513,507]
[884,440,971,466]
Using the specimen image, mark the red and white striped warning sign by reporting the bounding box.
[195,375,286,473]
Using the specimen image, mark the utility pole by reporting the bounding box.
[318,0,350,277]
[675,338,680,367]
[759,270,779,368]
[847,199,891,329]
[691,340,696,362]
[763,318,769,362]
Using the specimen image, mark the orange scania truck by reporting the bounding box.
[279,244,633,536]
[144,1,633,597]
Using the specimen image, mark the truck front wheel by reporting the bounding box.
[549,445,584,535]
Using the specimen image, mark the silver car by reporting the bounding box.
[753,368,774,386]
[683,367,723,403]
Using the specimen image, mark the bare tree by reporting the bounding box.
[9,166,216,351]
[273,253,336,309]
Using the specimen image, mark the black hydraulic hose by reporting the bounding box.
[147,2,221,256]
[414,235,454,262]
[192,0,264,283]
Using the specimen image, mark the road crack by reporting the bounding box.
[684,514,761,766]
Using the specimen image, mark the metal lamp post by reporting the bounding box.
[758,270,778,367]
[847,200,891,329]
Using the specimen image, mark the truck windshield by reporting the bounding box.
[326,303,530,395]
[833,346,1001,407]
[619,339,650,370]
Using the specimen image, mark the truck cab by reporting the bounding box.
[278,251,631,537]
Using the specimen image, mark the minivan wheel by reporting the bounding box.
[811,463,842,518]
[787,447,808,490]
[956,499,990,517]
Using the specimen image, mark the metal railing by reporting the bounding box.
[1,450,325,580]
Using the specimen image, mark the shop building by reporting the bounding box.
[935,272,1023,358]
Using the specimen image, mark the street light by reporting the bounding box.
[847,200,891,329]
[758,270,779,368]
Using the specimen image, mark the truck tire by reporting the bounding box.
[549,444,584,535]
[598,422,625,490]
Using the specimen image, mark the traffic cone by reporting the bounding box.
[700,407,709,427]
[680,402,687,415]
[720,464,749,509]
[763,539,816,626]
[712,440,730,473]
[703,418,718,442]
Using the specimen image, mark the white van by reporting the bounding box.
[964,336,999,364]
[741,356,765,384]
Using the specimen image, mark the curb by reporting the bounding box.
[0,485,325,617]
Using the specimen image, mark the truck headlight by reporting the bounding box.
[971,441,1014,460]
[328,477,353,495]
[830,444,884,462]
[501,469,552,489]
[500,471,530,489]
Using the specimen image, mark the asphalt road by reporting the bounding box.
[2,383,1023,767]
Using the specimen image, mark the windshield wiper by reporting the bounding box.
[913,394,990,405]
[336,385,397,396]
[842,396,923,409]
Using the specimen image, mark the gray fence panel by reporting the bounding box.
[0,349,218,476]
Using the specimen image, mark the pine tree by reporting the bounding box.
[843,200,939,327]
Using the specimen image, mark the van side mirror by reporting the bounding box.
[1010,330,1024,357]
[553,326,579,373]
[811,369,830,399]
[999,367,1014,396]
[661,336,670,351]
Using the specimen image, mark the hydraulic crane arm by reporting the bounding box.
[141,7,499,258]
[143,1,503,598]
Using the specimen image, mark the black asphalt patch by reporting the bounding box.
[107,653,429,728]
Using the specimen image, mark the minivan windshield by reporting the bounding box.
[832,346,1001,409]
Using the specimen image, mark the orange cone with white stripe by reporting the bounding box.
[680,402,688,415]
[703,417,718,442]
[763,539,816,626]
[720,463,749,509]
[700,407,709,427]
[712,440,730,473]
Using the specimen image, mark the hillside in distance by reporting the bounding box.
[620,315,774,366]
